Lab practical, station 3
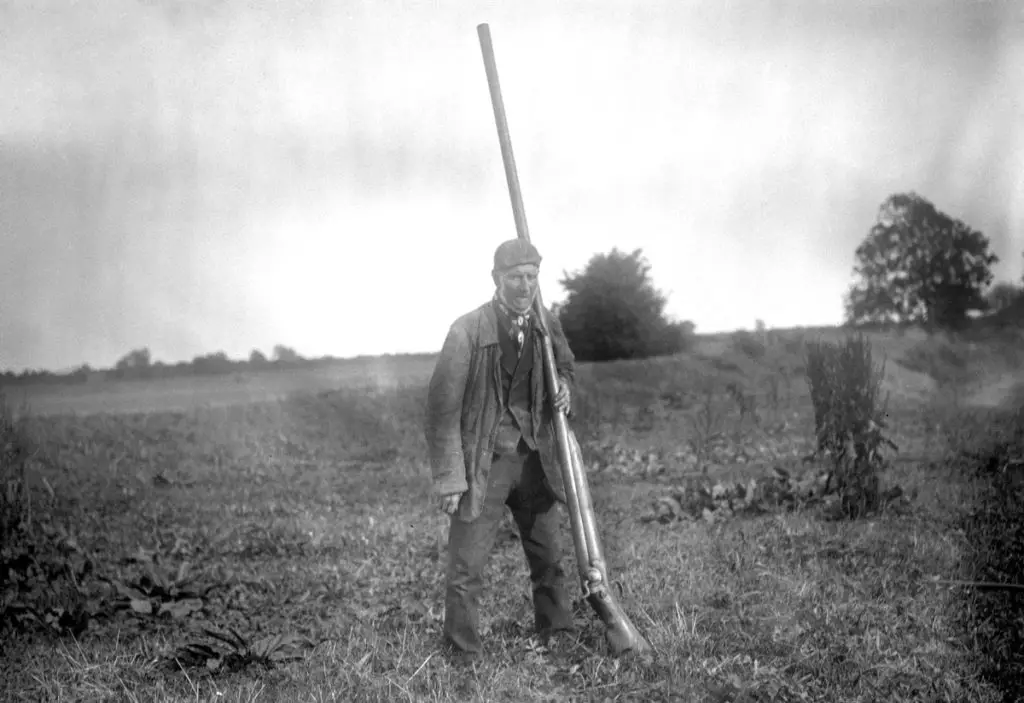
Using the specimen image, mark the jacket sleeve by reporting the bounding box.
[544,308,578,416]
[424,322,471,497]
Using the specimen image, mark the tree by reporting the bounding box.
[556,248,693,362]
[844,192,998,330]
[191,351,232,375]
[272,345,301,363]
[985,281,1023,315]
[249,349,268,366]
[67,364,93,384]
[114,348,151,377]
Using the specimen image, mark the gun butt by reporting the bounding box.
[588,589,651,655]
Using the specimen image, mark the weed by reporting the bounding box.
[643,464,911,525]
[174,627,313,673]
[112,552,215,619]
[805,334,898,518]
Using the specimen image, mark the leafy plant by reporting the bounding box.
[642,465,911,524]
[173,627,313,673]
[589,439,667,478]
[3,522,97,636]
[804,334,898,518]
[642,474,765,525]
[113,552,213,619]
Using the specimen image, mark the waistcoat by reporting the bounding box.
[494,308,535,455]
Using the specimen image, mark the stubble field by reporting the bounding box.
[2,330,1023,702]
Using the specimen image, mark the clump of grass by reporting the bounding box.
[805,334,897,518]
[173,627,312,673]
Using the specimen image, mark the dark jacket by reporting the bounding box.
[425,301,576,522]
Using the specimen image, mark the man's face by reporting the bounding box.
[494,263,539,314]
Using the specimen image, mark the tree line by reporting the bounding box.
[4,189,1021,382]
[1,347,443,387]
[0,345,308,387]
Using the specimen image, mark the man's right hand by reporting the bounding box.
[439,493,462,515]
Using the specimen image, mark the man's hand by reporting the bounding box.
[439,493,462,515]
[554,377,571,415]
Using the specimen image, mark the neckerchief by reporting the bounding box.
[493,294,532,355]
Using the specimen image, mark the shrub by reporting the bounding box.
[557,248,696,361]
[804,334,897,519]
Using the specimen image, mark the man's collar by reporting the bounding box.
[493,292,532,323]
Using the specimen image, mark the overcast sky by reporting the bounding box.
[2,0,1022,372]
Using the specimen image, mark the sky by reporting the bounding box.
[1,0,1022,372]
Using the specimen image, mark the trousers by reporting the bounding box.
[443,448,574,654]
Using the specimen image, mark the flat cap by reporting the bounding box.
[493,239,542,272]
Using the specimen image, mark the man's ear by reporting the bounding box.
[491,270,501,287]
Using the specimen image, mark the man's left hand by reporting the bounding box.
[554,378,571,415]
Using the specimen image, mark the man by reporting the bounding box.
[425,238,577,659]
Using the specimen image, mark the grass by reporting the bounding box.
[2,330,1023,701]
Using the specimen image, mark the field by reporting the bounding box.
[4,356,438,417]
[3,329,1024,702]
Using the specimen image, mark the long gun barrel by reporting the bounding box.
[476,22,651,657]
